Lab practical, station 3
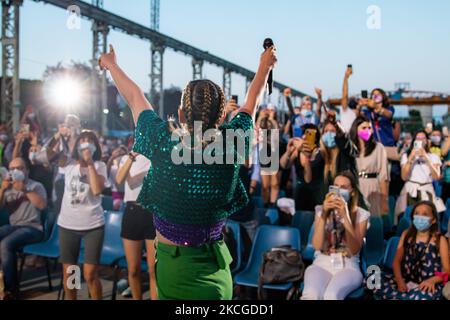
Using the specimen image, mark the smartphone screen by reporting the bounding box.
[414,141,422,150]
[20,124,30,133]
[231,95,239,104]
[361,90,368,99]
[304,129,317,147]
[329,185,340,195]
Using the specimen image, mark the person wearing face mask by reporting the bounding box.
[395,131,445,223]
[280,124,322,211]
[57,130,107,300]
[429,130,443,159]
[320,116,359,198]
[19,105,41,138]
[256,106,280,208]
[283,88,321,139]
[371,201,449,300]
[0,157,47,299]
[340,65,358,133]
[301,171,369,300]
[350,116,389,216]
[359,88,398,161]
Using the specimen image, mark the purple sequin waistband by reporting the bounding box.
[153,214,225,247]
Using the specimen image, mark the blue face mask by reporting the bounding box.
[339,189,351,202]
[301,109,313,118]
[322,132,337,148]
[413,215,432,232]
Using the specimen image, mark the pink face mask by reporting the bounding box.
[373,94,383,104]
[358,129,372,142]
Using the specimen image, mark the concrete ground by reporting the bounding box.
[18,257,152,300]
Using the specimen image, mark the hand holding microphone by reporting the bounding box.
[262,38,277,95]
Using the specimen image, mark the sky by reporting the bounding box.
[11,0,450,118]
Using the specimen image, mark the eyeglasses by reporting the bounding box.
[9,166,25,171]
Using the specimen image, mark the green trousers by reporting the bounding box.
[156,240,233,300]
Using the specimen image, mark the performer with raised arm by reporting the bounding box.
[99,44,277,300]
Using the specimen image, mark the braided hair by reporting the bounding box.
[180,80,226,147]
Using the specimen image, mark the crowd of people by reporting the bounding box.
[0,47,449,301]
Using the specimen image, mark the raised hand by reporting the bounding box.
[225,99,239,115]
[284,88,292,97]
[314,88,322,97]
[345,66,353,79]
[260,46,277,71]
[99,44,117,71]
[1,178,11,191]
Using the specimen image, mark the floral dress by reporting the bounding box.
[372,239,444,300]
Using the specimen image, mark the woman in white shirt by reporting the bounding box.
[301,171,369,300]
[395,131,444,222]
[116,152,155,300]
[57,130,107,300]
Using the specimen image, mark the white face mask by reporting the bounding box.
[78,142,97,157]
[10,169,25,182]
[29,151,38,162]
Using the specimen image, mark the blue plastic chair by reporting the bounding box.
[252,196,264,209]
[301,223,315,261]
[442,199,450,233]
[234,226,301,293]
[19,223,60,291]
[383,237,400,270]
[291,211,315,249]
[265,209,279,225]
[434,181,442,198]
[388,196,396,217]
[404,206,413,221]
[365,216,385,266]
[225,220,242,275]
[101,195,114,211]
[396,216,411,237]
[345,245,368,300]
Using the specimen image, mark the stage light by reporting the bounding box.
[103,108,109,114]
[44,76,85,109]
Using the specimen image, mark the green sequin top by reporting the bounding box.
[133,110,253,226]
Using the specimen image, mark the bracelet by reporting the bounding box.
[435,272,449,285]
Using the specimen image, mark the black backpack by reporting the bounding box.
[258,245,305,300]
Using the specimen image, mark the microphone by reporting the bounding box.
[263,38,274,95]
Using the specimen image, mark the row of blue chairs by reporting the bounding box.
[18,210,126,299]
[229,212,394,300]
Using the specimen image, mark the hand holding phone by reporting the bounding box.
[304,129,317,148]
[361,90,368,99]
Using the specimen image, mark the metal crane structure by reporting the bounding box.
[1,0,311,131]
[91,0,108,134]
[150,0,164,117]
[1,0,22,132]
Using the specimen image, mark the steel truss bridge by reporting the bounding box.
[1,0,309,132]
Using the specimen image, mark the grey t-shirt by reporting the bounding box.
[3,179,47,231]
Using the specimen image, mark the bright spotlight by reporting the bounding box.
[45,76,84,109]
[103,108,109,115]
